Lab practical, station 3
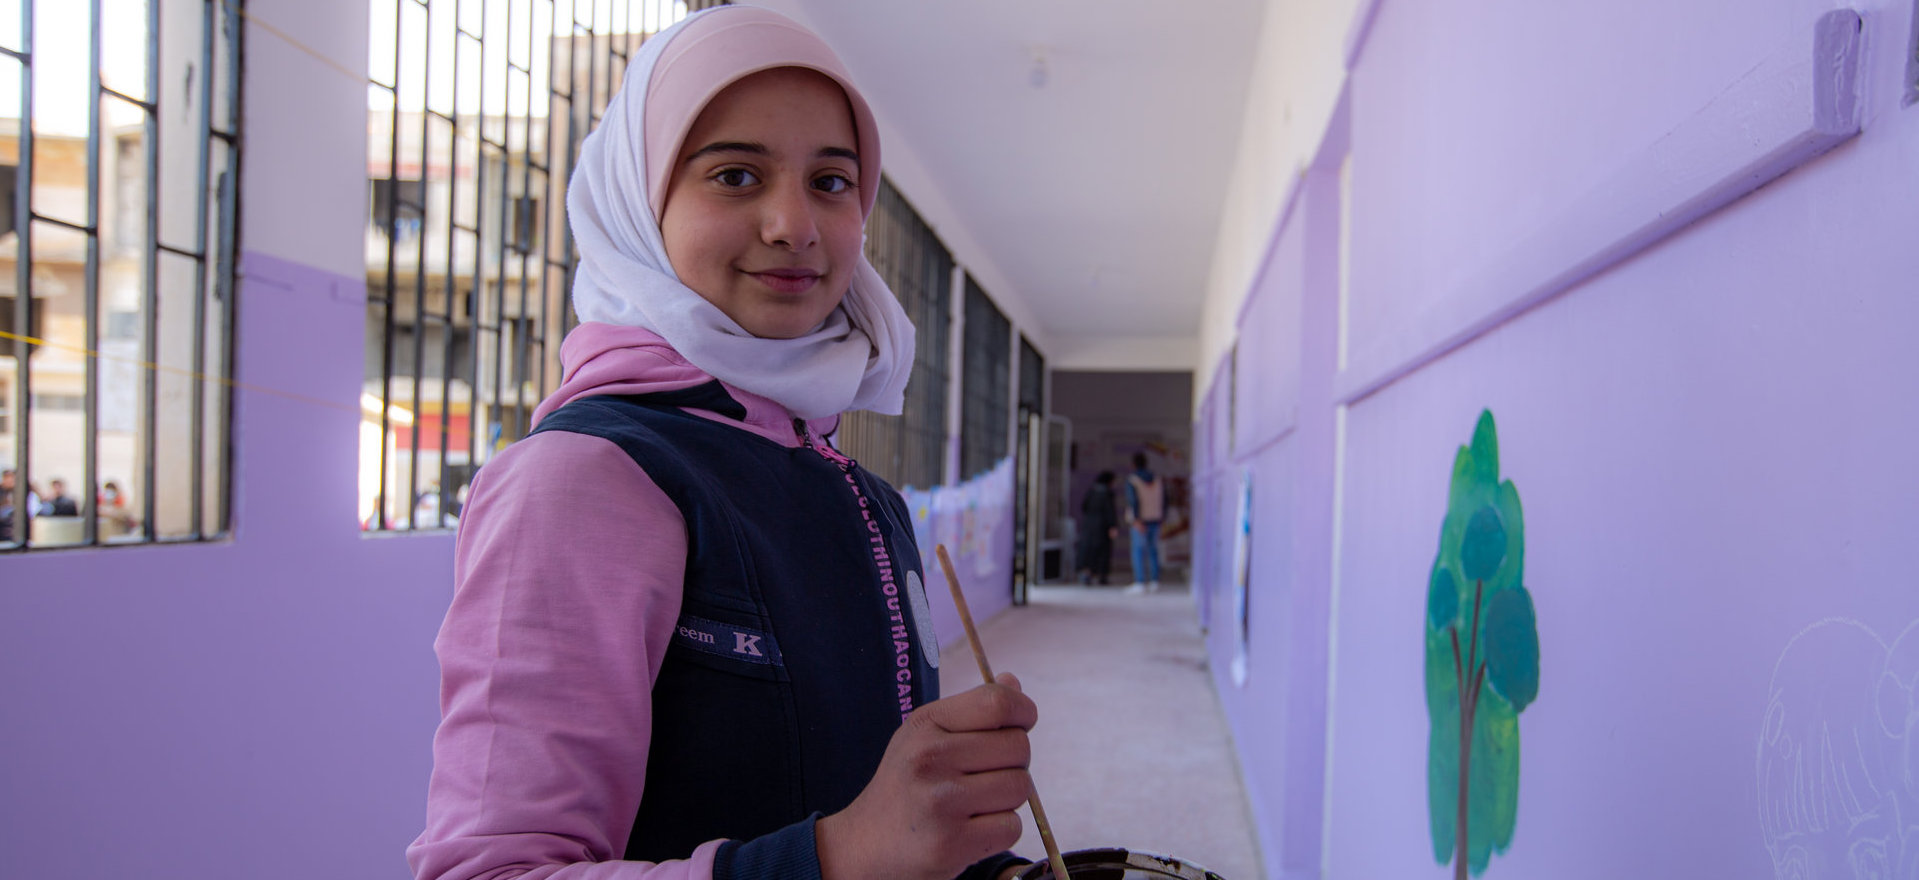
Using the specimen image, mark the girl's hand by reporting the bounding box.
[816,672,1038,880]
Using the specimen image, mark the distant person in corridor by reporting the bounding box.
[1075,470,1118,584]
[1124,452,1164,593]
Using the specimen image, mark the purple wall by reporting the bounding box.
[0,252,454,879]
[1195,103,1349,880]
[0,4,460,873]
[1196,2,1919,878]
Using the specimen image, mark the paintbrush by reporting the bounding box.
[935,543,1072,880]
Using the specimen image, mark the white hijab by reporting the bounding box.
[566,6,914,420]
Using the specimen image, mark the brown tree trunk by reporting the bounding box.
[1454,580,1485,880]
[1455,702,1470,880]
[1448,634,1465,879]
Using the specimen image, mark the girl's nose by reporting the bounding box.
[761,180,820,251]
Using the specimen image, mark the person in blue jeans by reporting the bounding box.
[1123,452,1164,593]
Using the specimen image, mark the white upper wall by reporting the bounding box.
[1195,0,1364,397]
[241,0,372,280]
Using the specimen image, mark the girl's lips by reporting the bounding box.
[748,269,822,295]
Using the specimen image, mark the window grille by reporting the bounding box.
[1011,335,1044,591]
[832,178,951,490]
[959,275,1010,481]
[363,0,716,531]
[1017,334,1043,413]
[2,0,243,550]
[504,194,539,254]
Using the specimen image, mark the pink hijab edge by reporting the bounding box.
[640,7,884,221]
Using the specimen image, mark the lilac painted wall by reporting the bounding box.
[1195,103,1349,879]
[0,1,459,874]
[1197,2,1919,878]
[0,252,454,879]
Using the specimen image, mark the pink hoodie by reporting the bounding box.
[407,323,841,880]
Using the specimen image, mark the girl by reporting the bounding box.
[407,7,1037,880]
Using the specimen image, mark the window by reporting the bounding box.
[2,0,243,550]
[832,179,952,490]
[960,276,1012,480]
[31,394,86,413]
[381,321,477,386]
[369,177,428,241]
[0,296,46,349]
[105,311,140,341]
[113,136,143,255]
[0,164,15,238]
[1018,335,1044,415]
[363,0,719,531]
[505,196,540,255]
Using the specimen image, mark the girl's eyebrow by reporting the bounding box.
[683,141,861,166]
[684,141,767,163]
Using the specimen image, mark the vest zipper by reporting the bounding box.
[793,417,853,467]
[794,416,920,719]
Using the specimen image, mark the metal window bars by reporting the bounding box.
[1,0,242,550]
[959,274,1011,482]
[363,0,715,531]
[832,178,953,491]
[1018,334,1043,414]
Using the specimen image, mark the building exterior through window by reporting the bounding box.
[1,0,242,549]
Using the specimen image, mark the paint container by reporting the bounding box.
[1012,848,1226,880]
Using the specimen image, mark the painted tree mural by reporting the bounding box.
[1425,410,1539,879]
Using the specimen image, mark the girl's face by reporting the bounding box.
[660,67,864,340]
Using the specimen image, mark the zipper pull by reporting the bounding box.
[795,416,855,467]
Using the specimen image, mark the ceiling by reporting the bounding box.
[758,1,1269,369]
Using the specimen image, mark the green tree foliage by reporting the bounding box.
[1425,410,1539,878]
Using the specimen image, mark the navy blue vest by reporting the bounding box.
[531,384,940,863]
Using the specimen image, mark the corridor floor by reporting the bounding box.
[938,583,1264,880]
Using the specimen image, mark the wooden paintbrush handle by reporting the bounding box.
[934,544,1072,880]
